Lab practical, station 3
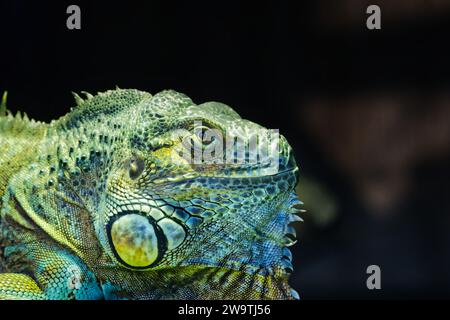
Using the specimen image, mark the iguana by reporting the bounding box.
[0,89,302,300]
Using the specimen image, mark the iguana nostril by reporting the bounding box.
[110,214,159,268]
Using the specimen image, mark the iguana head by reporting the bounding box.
[58,89,301,299]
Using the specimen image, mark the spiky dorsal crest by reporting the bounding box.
[60,89,152,129]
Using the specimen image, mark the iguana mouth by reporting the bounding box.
[107,203,205,229]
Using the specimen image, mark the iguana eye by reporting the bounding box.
[128,156,145,179]
[110,214,160,268]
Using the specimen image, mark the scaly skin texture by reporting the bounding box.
[0,89,302,300]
